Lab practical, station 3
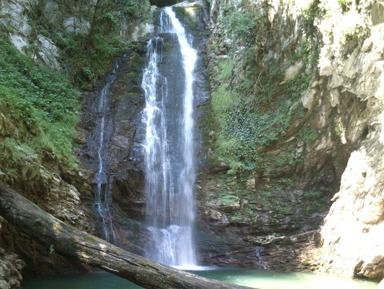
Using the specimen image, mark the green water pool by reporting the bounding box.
[21,268,378,289]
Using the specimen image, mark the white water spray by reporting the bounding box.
[93,62,119,244]
[142,7,198,268]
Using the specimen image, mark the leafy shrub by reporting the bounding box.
[26,0,151,89]
[207,2,321,176]
[211,60,309,174]
[0,40,80,166]
[222,7,258,47]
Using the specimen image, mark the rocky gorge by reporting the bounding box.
[0,0,384,288]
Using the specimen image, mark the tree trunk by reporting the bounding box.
[0,183,255,289]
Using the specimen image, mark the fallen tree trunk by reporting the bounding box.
[0,183,254,289]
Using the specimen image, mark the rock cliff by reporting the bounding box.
[0,0,150,287]
[201,0,384,281]
[313,1,384,280]
[1,0,384,287]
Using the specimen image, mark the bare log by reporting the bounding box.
[0,183,254,289]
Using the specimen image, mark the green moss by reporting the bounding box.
[219,195,239,205]
[173,6,201,31]
[300,127,319,142]
[221,5,261,52]
[218,58,234,79]
[208,51,313,174]
[130,52,145,69]
[303,189,330,214]
[229,212,243,223]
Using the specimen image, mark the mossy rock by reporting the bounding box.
[173,5,202,33]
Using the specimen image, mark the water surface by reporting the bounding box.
[21,269,378,289]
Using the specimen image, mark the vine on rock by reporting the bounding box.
[208,1,321,177]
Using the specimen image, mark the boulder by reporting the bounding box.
[34,35,61,70]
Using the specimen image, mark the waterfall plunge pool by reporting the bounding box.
[21,268,378,289]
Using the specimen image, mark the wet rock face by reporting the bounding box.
[108,47,147,219]
[79,2,211,253]
[81,42,147,222]
[197,224,320,271]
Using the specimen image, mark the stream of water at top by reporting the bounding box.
[142,7,197,268]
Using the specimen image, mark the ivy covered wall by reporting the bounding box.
[200,0,384,281]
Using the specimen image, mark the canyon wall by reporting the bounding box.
[201,0,384,281]
[1,0,384,286]
[0,0,150,287]
[0,1,208,287]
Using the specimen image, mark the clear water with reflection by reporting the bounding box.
[21,268,378,289]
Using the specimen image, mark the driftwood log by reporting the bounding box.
[0,183,255,289]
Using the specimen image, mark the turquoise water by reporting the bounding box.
[196,269,378,289]
[21,269,378,289]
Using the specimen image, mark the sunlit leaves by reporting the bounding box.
[0,40,80,164]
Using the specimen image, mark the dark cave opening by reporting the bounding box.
[150,0,181,8]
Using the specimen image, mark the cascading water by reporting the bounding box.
[93,61,119,244]
[142,7,198,268]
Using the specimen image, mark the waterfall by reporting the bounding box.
[142,7,198,268]
[93,61,120,244]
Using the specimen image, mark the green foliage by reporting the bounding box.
[206,176,303,226]
[220,5,270,83]
[61,31,124,88]
[301,40,321,74]
[211,58,309,173]
[302,0,322,37]
[286,75,311,100]
[207,0,324,176]
[51,30,132,88]
[26,0,150,89]
[119,0,151,20]
[304,189,323,200]
[0,40,80,165]
[300,127,319,142]
[0,138,35,164]
[221,6,259,48]
[211,83,236,116]
[303,189,329,213]
[0,138,34,180]
[219,195,239,205]
[337,0,351,13]
[218,58,234,79]
[301,0,322,73]
[173,6,201,31]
